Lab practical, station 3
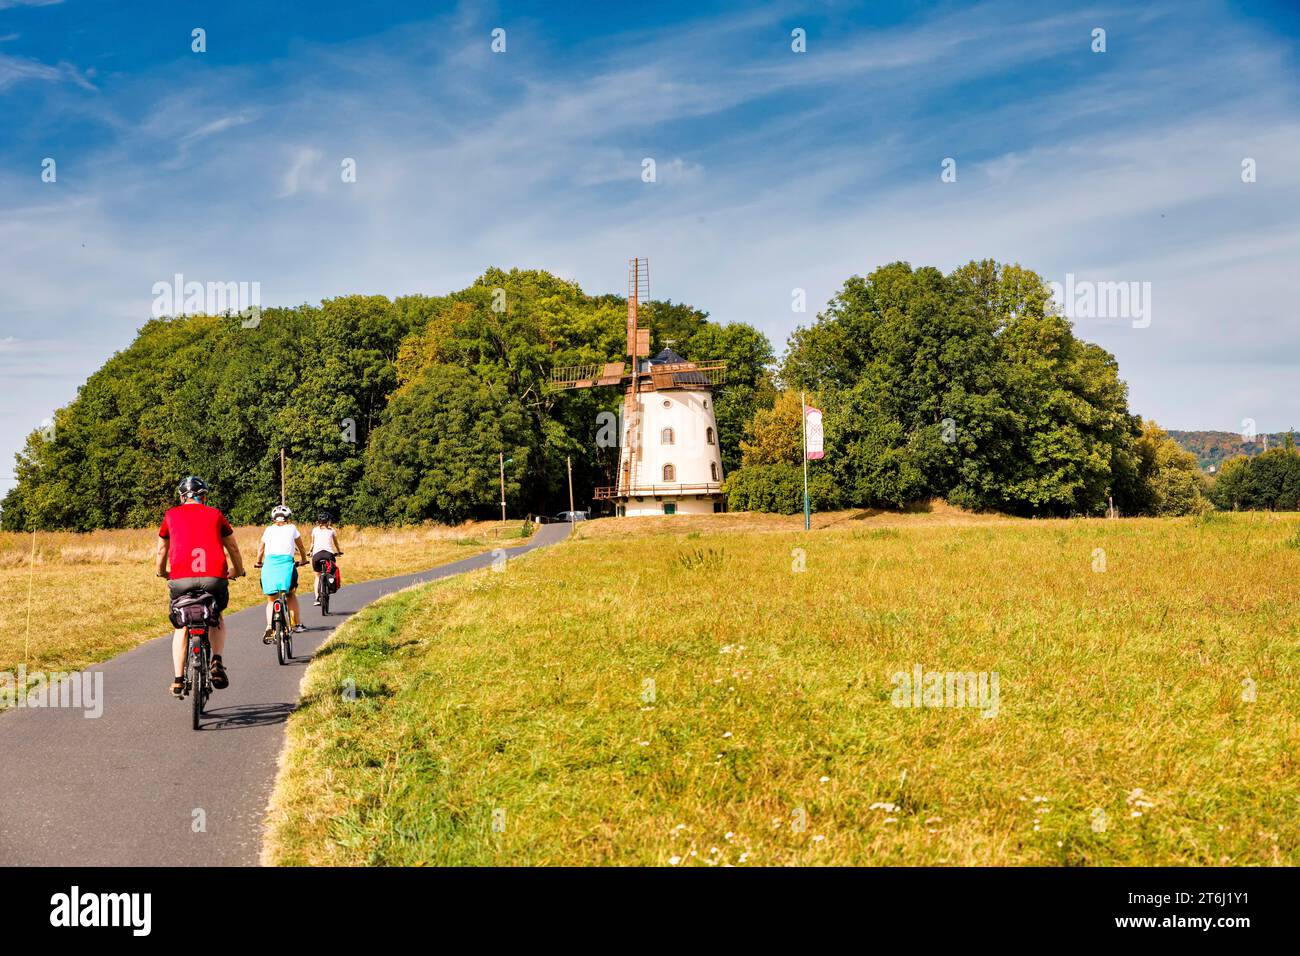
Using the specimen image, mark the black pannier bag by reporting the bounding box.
[169,591,219,628]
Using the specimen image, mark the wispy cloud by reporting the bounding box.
[181,112,256,144]
[0,53,94,91]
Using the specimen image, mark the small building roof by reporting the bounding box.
[649,347,688,365]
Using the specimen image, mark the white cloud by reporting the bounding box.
[0,53,94,91]
[277,146,328,198]
[182,112,256,144]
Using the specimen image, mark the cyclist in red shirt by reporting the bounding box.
[156,477,246,698]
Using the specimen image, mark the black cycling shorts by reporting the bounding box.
[311,550,336,572]
[168,577,230,616]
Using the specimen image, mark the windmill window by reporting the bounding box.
[711,462,719,481]
[663,464,676,482]
[661,427,675,445]
[662,400,672,408]
[706,427,715,445]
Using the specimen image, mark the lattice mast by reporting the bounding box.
[623,258,650,495]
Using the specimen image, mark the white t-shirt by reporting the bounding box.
[311,526,339,554]
[262,522,300,556]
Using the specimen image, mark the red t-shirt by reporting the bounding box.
[159,503,235,580]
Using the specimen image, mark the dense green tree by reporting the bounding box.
[723,463,838,514]
[740,391,807,467]
[1242,445,1300,510]
[1129,420,1209,516]
[1200,442,1300,512]
[780,260,1142,516]
[353,365,532,524]
[1208,456,1251,510]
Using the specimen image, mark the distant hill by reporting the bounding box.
[1168,430,1296,472]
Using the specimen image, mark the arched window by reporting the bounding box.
[706,427,715,445]
[711,462,719,481]
[661,427,675,445]
[663,463,676,482]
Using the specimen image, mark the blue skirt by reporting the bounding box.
[261,553,296,595]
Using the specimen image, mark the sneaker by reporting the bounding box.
[312,598,321,606]
[170,678,185,699]
[211,659,229,690]
[262,626,275,645]
[293,623,307,633]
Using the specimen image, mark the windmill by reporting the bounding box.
[550,258,728,516]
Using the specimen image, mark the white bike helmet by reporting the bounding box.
[271,504,292,521]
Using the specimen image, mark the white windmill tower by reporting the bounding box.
[550,258,727,516]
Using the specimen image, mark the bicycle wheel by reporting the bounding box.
[191,649,205,731]
[276,622,288,665]
[321,582,330,616]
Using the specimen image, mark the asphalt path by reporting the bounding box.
[0,521,570,866]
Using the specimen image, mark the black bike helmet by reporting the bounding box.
[177,476,208,501]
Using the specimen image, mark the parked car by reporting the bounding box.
[551,510,589,523]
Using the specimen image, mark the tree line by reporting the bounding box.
[4,259,1255,532]
[0,268,770,530]
[1207,438,1300,511]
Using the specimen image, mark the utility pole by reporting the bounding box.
[567,455,575,520]
[280,448,286,506]
[801,392,810,531]
[499,452,507,525]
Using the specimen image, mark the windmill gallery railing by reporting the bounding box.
[593,482,723,500]
[549,361,726,391]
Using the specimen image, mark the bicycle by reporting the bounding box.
[318,553,342,616]
[258,560,307,665]
[271,588,293,665]
[170,590,218,730]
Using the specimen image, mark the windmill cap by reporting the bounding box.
[649,347,688,364]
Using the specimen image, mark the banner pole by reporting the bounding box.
[802,391,810,531]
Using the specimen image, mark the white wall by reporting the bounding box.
[624,388,723,489]
[623,496,718,517]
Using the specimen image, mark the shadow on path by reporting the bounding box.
[201,701,296,731]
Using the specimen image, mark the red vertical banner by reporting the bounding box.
[805,406,824,460]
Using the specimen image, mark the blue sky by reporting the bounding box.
[2,0,1299,491]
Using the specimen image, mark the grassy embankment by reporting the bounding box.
[0,521,529,683]
[264,507,1300,866]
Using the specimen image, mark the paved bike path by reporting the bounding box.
[0,522,570,866]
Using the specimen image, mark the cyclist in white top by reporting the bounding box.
[310,511,344,607]
[255,504,309,641]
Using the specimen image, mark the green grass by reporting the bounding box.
[264,512,1300,866]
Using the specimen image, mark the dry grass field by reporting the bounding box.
[264,509,1300,866]
[0,521,527,683]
